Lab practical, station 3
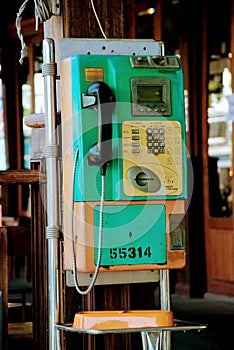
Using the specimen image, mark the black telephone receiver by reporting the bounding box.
[85,82,115,175]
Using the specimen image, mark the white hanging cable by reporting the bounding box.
[90,0,108,39]
[71,148,105,295]
[16,0,30,64]
[34,0,52,30]
[16,0,54,64]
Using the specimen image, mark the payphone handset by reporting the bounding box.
[61,42,187,281]
[85,81,115,175]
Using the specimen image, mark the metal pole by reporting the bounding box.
[158,40,171,350]
[42,38,60,350]
[160,269,171,350]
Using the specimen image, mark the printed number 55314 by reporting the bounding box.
[109,246,152,260]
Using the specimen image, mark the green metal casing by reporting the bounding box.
[71,55,187,202]
[69,54,186,267]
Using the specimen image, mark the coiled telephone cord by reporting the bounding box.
[71,148,104,295]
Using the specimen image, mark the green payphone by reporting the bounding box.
[61,39,187,279]
[42,39,204,350]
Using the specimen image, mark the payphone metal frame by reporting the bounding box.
[60,38,165,59]
[61,38,176,296]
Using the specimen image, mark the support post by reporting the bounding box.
[160,270,171,350]
[42,38,60,350]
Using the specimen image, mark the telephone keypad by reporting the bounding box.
[122,120,183,196]
[147,128,165,155]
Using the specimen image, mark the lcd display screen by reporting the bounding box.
[137,85,163,104]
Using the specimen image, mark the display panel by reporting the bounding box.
[137,85,163,104]
[131,77,171,116]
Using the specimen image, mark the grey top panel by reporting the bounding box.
[60,39,165,59]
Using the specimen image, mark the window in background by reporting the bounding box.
[22,42,43,169]
[207,60,232,217]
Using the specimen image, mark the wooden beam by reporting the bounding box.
[0,170,42,184]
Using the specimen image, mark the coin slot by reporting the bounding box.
[127,166,161,193]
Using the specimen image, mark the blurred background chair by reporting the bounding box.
[7,225,32,322]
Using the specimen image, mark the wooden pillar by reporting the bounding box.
[62,0,127,39]
[30,161,48,350]
[187,0,207,297]
[43,1,129,349]
[153,0,163,41]
[62,2,129,349]
[0,227,8,350]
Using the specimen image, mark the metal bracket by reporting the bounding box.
[60,39,165,60]
[52,0,61,16]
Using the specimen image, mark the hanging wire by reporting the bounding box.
[16,0,54,64]
[90,0,108,39]
[34,0,52,30]
[71,148,105,295]
[16,0,30,64]
[16,0,107,64]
